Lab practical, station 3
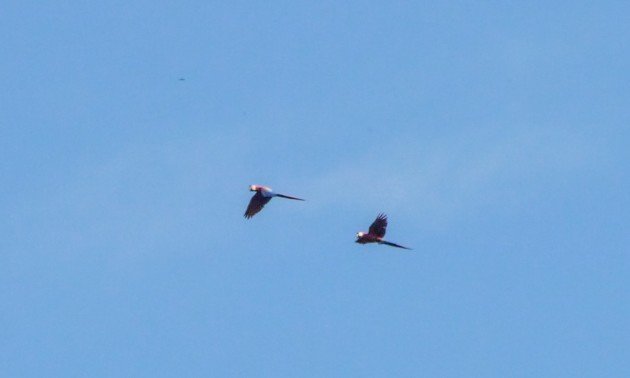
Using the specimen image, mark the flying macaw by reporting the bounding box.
[355,213,411,250]
[244,185,305,219]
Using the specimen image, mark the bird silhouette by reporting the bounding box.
[244,185,305,219]
[355,213,411,249]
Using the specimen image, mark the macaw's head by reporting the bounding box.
[355,232,365,243]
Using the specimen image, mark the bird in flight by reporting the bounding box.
[355,213,411,250]
[244,185,305,219]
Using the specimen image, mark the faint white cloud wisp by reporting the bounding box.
[301,125,599,228]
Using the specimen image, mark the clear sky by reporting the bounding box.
[1,1,628,377]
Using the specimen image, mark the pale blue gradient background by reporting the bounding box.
[1,2,629,377]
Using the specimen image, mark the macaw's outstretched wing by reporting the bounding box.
[368,213,388,237]
[244,192,272,219]
[379,240,412,250]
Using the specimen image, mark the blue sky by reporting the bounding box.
[1,1,628,377]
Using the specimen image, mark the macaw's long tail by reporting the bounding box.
[379,240,412,250]
[276,193,305,201]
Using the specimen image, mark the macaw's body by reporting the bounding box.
[244,185,304,219]
[356,213,411,250]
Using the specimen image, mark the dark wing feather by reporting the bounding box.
[244,192,272,219]
[368,213,388,237]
